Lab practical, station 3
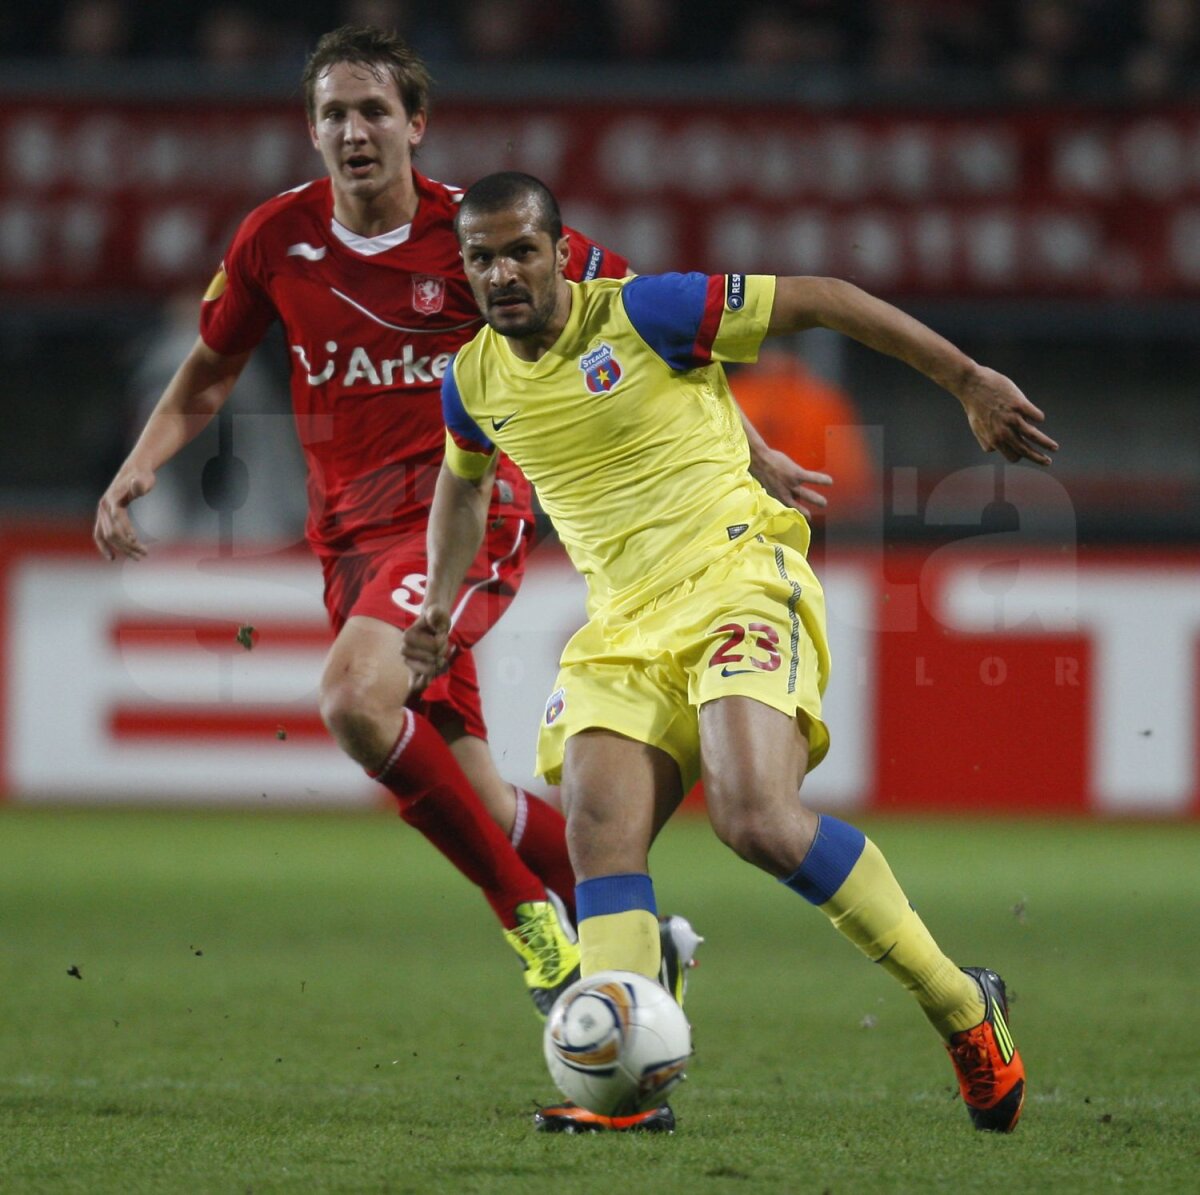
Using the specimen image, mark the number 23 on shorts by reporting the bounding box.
[709,621,781,677]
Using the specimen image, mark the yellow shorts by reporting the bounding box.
[536,523,831,792]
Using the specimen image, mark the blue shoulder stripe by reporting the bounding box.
[620,272,712,371]
[441,357,493,453]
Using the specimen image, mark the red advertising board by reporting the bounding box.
[2,99,1200,299]
[2,529,1197,815]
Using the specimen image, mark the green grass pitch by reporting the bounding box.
[1,807,1197,1193]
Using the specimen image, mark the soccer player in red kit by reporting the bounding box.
[94,28,815,1087]
[94,24,609,1014]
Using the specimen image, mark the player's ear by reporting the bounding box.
[408,109,427,148]
[556,234,570,273]
[308,119,319,150]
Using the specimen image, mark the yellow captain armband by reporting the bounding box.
[443,429,497,482]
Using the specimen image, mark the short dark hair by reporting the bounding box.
[456,172,563,244]
[301,25,432,121]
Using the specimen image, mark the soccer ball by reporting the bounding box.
[543,970,692,1116]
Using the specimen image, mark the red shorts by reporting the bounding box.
[319,514,533,740]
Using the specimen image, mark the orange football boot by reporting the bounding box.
[946,966,1026,1132]
[534,1103,675,1133]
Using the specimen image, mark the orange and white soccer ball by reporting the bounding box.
[543,970,692,1116]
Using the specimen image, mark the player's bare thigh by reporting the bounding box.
[699,695,818,878]
[561,730,684,880]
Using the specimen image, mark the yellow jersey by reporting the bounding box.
[443,272,802,615]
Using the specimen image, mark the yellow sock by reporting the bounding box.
[820,839,984,1037]
[578,908,661,980]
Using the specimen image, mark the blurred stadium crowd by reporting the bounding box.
[0,1,1197,538]
[2,0,1199,100]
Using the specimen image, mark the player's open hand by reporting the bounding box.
[751,447,833,519]
[94,466,156,561]
[958,365,1058,466]
[403,606,452,690]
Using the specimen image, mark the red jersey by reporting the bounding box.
[200,170,628,556]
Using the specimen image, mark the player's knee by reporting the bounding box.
[564,799,607,867]
[709,789,815,877]
[565,795,644,878]
[319,676,385,762]
[712,808,776,870]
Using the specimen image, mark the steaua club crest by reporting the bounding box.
[544,687,566,726]
[579,343,623,394]
[412,275,445,315]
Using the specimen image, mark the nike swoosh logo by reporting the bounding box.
[491,413,517,431]
[720,666,754,677]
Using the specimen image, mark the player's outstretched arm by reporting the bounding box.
[403,457,497,688]
[767,277,1059,466]
[738,406,832,518]
[94,338,251,560]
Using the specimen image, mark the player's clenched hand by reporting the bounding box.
[94,466,157,561]
[751,446,832,519]
[403,606,452,689]
[957,365,1058,466]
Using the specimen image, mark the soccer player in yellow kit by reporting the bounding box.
[405,172,1058,1134]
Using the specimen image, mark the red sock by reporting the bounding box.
[370,710,545,929]
[510,788,577,924]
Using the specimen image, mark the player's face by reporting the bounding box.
[308,61,425,205]
[458,204,570,343]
